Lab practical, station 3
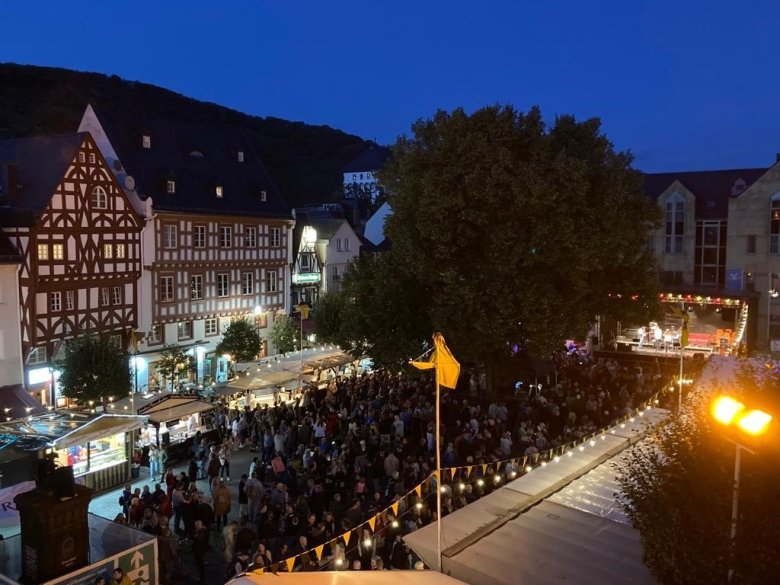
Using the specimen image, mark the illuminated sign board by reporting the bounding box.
[293,272,321,284]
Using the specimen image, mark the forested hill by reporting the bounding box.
[0,63,374,206]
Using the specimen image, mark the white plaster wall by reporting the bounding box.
[0,264,24,386]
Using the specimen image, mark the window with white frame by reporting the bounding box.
[103,243,113,259]
[101,287,110,306]
[50,291,61,312]
[89,153,96,164]
[336,238,343,252]
[665,193,685,254]
[205,318,218,336]
[177,321,193,340]
[194,224,206,248]
[52,244,64,260]
[160,276,174,302]
[215,185,224,198]
[78,152,86,163]
[260,190,267,202]
[217,273,229,297]
[237,151,244,163]
[142,134,151,149]
[270,227,281,247]
[37,244,48,261]
[344,238,350,252]
[149,324,163,344]
[112,286,122,305]
[220,226,232,248]
[65,290,75,311]
[242,271,254,295]
[770,193,780,254]
[163,224,177,249]
[191,274,203,300]
[266,271,277,292]
[28,345,47,365]
[116,243,126,259]
[246,226,257,248]
[331,265,340,280]
[166,180,176,194]
[91,186,108,209]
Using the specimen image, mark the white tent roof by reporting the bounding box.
[404,408,668,585]
[229,570,469,585]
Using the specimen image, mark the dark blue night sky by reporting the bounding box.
[2,0,778,171]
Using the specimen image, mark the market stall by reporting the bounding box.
[110,391,218,463]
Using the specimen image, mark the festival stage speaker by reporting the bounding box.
[14,469,93,583]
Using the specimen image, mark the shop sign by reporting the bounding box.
[39,539,157,585]
[293,272,321,284]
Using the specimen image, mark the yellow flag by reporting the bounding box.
[314,545,324,561]
[343,530,351,547]
[368,516,376,531]
[450,467,457,479]
[415,484,422,498]
[466,465,473,477]
[295,302,311,320]
[391,501,399,516]
[411,333,460,389]
[481,463,488,476]
[286,557,296,573]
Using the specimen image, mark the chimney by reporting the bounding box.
[0,163,20,204]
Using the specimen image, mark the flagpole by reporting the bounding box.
[678,301,684,413]
[435,348,443,573]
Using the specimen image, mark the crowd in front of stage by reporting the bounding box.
[112,351,665,583]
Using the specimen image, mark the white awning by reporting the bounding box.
[229,570,469,585]
[146,401,215,425]
[52,414,147,450]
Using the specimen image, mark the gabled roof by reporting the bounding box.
[0,132,86,222]
[342,144,390,173]
[92,108,292,219]
[643,167,767,219]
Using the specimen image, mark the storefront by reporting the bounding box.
[110,391,218,463]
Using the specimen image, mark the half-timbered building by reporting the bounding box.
[79,106,294,389]
[0,133,143,406]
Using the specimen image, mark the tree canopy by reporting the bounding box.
[155,344,196,390]
[216,317,262,363]
[334,105,660,370]
[270,314,301,354]
[616,361,780,584]
[57,334,131,408]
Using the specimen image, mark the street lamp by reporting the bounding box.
[711,395,774,583]
[768,273,779,346]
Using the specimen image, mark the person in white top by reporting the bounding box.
[637,325,647,349]
[653,324,663,350]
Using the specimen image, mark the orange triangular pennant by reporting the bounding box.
[450,467,457,479]
[368,516,376,531]
[481,463,488,475]
[466,465,473,477]
[315,545,324,561]
[391,501,399,516]
[286,557,296,573]
[343,530,351,547]
[415,484,422,498]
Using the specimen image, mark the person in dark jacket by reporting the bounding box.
[193,520,210,585]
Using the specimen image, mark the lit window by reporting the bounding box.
[142,134,151,149]
[205,318,218,336]
[220,226,232,248]
[242,271,254,295]
[65,290,75,311]
[163,224,177,249]
[116,243,126,259]
[28,345,47,365]
[246,226,257,248]
[266,271,277,293]
[149,324,163,344]
[665,193,685,254]
[191,274,203,300]
[177,321,193,340]
[270,227,281,247]
[237,151,245,163]
[260,190,267,202]
[103,243,113,259]
[216,185,224,198]
[50,291,61,312]
[217,273,229,297]
[52,244,64,260]
[112,286,122,305]
[166,180,176,194]
[194,225,206,248]
[91,186,108,209]
[770,193,780,254]
[160,276,174,302]
[37,244,49,261]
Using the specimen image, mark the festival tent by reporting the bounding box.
[229,570,470,585]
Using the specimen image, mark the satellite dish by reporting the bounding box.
[124,175,136,191]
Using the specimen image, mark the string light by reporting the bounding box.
[458,483,465,491]
[476,478,485,486]
[525,466,532,473]
[415,502,423,510]
[493,474,501,483]
[553,456,561,463]
[566,450,573,457]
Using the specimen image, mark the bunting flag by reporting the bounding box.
[391,501,399,516]
[481,463,488,476]
[466,465,473,477]
[681,312,689,348]
[410,333,460,389]
[295,302,311,320]
[368,516,376,531]
[286,557,296,573]
[314,545,324,561]
[522,456,527,467]
[450,467,457,479]
[415,485,422,498]
[343,530,351,547]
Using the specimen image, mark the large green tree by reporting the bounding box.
[57,334,131,409]
[270,314,301,354]
[216,317,262,363]
[369,105,660,365]
[156,344,196,390]
[616,361,780,584]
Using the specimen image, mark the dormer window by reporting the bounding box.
[260,190,267,202]
[215,186,224,198]
[166,180,176,194]
[142,134,151,149]
[237,151,245,163]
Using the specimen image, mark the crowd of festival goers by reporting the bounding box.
[114,352,665,583]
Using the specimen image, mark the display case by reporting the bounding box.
[53,432,127,477]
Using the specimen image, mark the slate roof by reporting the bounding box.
[342,144,390,173]
[93,108,292,219]
[643,167,767,220]
[0,133,86,225]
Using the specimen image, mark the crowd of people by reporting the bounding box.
[114,351,667,583]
